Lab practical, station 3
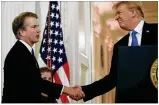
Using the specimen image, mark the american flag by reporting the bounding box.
[40,1,70,103]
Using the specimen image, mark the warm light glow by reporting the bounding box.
[93,2,114,14]
[106,19,120,30]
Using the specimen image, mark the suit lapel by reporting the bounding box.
[32,55,40,69]
[141,22,151,45]
[122,34,129,46]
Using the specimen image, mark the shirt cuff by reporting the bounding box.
[60,86,64,95]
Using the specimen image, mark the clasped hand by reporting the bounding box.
[65,85,85,101]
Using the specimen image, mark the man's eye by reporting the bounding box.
[32,26,36,28]
[32,25,38,28]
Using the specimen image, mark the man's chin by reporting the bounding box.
[34,40,39,43]
[119,25,127,30]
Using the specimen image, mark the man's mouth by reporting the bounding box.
[118,20,122,23]
[36,35,40,39]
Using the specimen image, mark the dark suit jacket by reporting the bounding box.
[2,41,63,103]
[82,22,158,103]
[41,95,57,103]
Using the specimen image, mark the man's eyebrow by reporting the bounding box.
[32,24,39,27]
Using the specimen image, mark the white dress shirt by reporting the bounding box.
[128,20,144,46]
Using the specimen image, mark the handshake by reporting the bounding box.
[63,85,85,101]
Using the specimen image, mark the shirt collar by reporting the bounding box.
[129,20,144,35]
[19,40,32,53]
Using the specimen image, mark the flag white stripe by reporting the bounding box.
[57,66,70,86]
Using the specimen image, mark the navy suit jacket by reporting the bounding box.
[2,41,63,103]
[82,22,158,103]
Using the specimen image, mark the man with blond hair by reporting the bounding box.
[72,1,158,103]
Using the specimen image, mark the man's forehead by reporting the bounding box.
[24,17,39,25]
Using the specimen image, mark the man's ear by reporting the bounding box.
[131,9,137,18]
[19,29,25,37]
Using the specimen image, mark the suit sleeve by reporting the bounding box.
[41,79,63,99]
[82,44,118,102]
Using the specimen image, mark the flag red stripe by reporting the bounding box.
[53,72,62,84]
[63,62,70,82]
[60,94,69,103]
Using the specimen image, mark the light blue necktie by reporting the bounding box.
[131,30,138,46]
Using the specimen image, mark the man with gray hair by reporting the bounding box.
[2,12,84,103]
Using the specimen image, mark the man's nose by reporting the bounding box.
[37,27,41,33]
